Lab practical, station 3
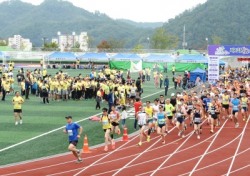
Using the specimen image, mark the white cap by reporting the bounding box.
[171,93,175,96]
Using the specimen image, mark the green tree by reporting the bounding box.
[151,27,179,50]
[132,44,144,53]
[211,35,222,45]
[107,38,125,50]
[97,40,111,52]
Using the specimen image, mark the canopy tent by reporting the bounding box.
[143,54,174,62]
[176,49,200,54]
[78,52,109,62]
[176,54,207,63]
[47,52,77,61]
[0,51,4,58]
[190,68,206,82]
[110,53,141,61]
[176,54,227,66]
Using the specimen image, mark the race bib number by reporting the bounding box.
[68,130,73,136]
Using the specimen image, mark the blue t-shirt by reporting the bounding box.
[204,98,211,109]
[157,112,166,125]
[231,98,240,111]
[65,122,80,142]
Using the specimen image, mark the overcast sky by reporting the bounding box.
[0,0,207,22]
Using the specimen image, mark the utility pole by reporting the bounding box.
[182,25,187,49]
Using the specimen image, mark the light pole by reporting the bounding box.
[57,31,61,51]
[42,37,47,49]
[72,31,75,49]
[147,37,150,52]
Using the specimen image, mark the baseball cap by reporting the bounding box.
[171,93,175,96]
[65,116,72,119]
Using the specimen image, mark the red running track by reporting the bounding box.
[1,116,250,176]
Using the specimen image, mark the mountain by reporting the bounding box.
[0,0,153,48]
[117,19,163,29]
[162,0,250,49]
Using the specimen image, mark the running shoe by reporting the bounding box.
[15,121,18,125]
[178,131,181,136]
[162,140,165,144]
[235,123,239,128]
[197,135,200,139]
[210,130,214,133]
[137,142,142,146]
[19,120,22,124]
[182,134,185,138]
[243,118,246,121]
[76,158,83,163]
[147,136,150,142]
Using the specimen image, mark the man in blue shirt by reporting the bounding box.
[164,76,169,96]
[64,116,83,163]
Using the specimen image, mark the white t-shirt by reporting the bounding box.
[137,112,147,125]
[152,104,159,119]
[121,110,127,119]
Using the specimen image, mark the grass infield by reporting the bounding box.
[0,68,181,166]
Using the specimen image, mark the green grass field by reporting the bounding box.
[0,68,182,166]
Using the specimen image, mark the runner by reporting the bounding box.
[145,101,153,142]
[136,106,148,146]
[100,108,112,151]
[109,105,121,149]
[221,91,230,119]
[63,116,83,163]
[156,105,167,144]
[240,93,249,121]
[165,98,175,133]
[12,91,24,125]
[175,102,187,138]
[193,103,203,139]
[208,99,219,133]
[230,93,240,128]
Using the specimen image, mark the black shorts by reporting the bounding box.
[177,117,184,123]
[211,114,218,119]
[187,110,192,115]
[139,124,145,129]
[167,116,173,120]
[69,140,78,146]
[222,104,229,109]
[111,122,119,127]
[158,124,165,128]
[130,95,136,99]
[232,110,238,115]
[14,109,22,113]
[104,128,111,132]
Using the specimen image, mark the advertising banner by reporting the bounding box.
[208,45,250,56]
[207,56,219,83]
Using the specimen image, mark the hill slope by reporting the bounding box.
[162,0,250,49]
[0,0,153,48]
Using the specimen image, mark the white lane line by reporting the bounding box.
[72,132,139,176]
[112,127,176,176]
[224,164,250,176]
[226,116,250,176]
[149,129,194,176]
[0,88,168,154]
[188,119,229,176]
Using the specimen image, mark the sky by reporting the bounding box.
[0,0,207,22]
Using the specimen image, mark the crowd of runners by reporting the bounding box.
[100,66,250,150]
[1,62,249,162]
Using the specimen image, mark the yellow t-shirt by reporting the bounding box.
[222,95,230,105]
[101,115,111,129]
[145,106,153,119]
[13,96,24,109]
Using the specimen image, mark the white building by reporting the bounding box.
[54,32,88,51]
[8,35,32,51]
